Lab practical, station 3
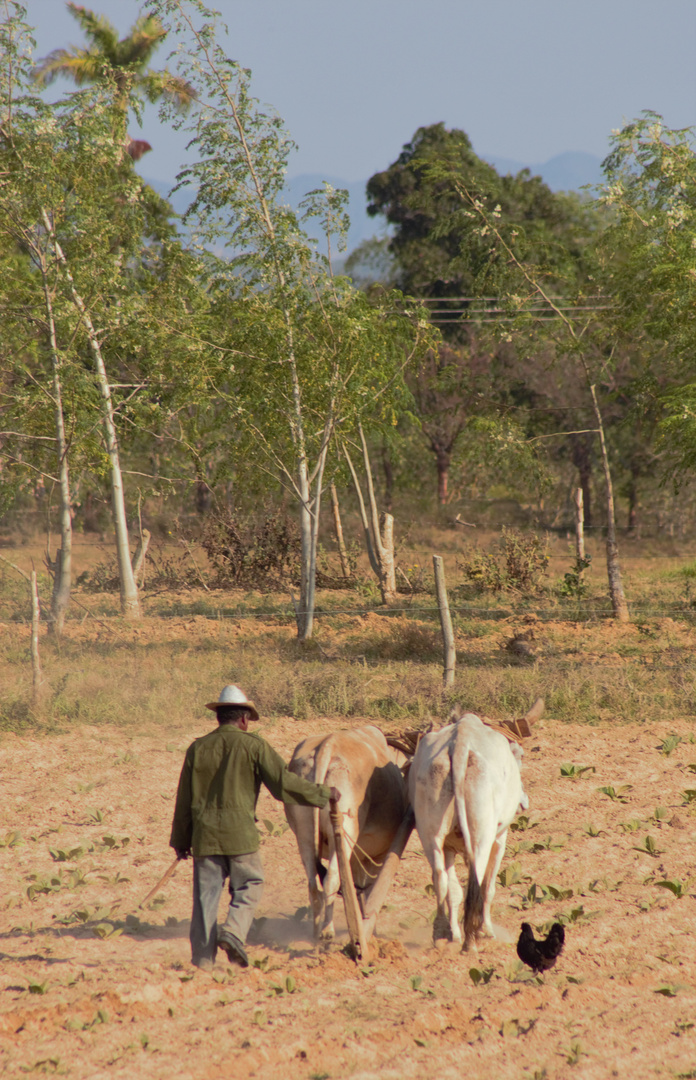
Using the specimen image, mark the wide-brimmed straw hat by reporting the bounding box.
[205,684,259,721]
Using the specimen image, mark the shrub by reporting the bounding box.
[458,528,549,594]
[201,509,301,589]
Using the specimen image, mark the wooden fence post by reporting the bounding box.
[573,488,585,563]
[433,555,455,689]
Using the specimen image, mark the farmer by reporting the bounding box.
[170,684,338,971]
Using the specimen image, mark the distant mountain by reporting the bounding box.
[144,151,605,256]
[483,150,605,193]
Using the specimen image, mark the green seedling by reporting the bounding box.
[85,808,106,824]
[530,836,564,853]
[0,829,23,848]
[98,835,130,849]
[565,1040,584,1065]
[510,815,539,832]
[252,955,269,971]
[653,807,670,822]
[93,922,123,940]
[114,751,139,766]
[252,1008,267,1026]
[560,763,595,779]
[634,835,661,857]
[28,980,48,995]
[659,734,682,756]
[498,862,522,887]
[681,790,696,804]
[409,975,422,991]
[584,823,605,837]
[620,818,646,833]
[20,1058,62,1074]
[469,966,495,986]
[673,1021,695,1036]
[598,785,632,802]
[687,764,696,774]
[655,984,679,997]
[656,879,687,899]
[48,846,85,863]
[262,819,289,838]
[97,872,130,886]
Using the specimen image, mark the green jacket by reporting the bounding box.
[170,725,331,857]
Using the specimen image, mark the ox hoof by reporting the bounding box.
[432,915,453,943]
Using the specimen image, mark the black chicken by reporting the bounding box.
[516,922,565,973]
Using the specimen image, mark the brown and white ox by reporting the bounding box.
[409,707,529,950]
[285,725,408,941]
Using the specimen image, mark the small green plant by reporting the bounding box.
[659,734,682,756]
[262,819,289,838]
[0,829,23,848]
[93,922,123,940]
[634,835,661,857]
[458,528,549,594]
[597,785,632,802]
[656,879,687,899]
[655,984,679,997]
[560,763,595,779]
[557,555,592,599]
[28,980,48,995]
[584,823,604,837]
[498,862,522,886]
[510,814,539,832]
[469,966,495,986]
[682,790,696,804]
[652,807,670,823]
[85,807,106,824]
[565,1040,584,1065]
[48,846,85,863]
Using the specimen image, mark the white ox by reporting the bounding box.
[409,708,528,949]
[285,725,408,941]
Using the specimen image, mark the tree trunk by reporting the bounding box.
[435,446,450,506]
[41,265,73,634]
[381,441,394,514]
[330,483,351,579]
[41,208,140,619]
[589,385,629,622]
[344,427,397,604]
[571,435,592,529]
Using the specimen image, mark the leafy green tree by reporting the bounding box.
[599,114,696,484]
[33,2,195,158]
[148,0,431,639]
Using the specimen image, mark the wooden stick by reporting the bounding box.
[433,555,455,689]
[362,808,415,941]
[138,855,180,909]
[329,798,369,962]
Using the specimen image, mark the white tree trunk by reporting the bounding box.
[41,209,140,619]
[40,266,73,634]
[589,384,629,623]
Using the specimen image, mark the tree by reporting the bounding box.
[33,3,195,159]
[0,3,181,620]
[145,0,431,639]
[599,114,696,484]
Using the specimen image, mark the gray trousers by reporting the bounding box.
[190,852,264,966]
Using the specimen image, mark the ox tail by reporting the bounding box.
[449,728,484,945]
[313,737,334,884]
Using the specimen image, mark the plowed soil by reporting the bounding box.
[3,699,696,1080]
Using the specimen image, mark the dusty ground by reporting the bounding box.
[2,704,696,1080]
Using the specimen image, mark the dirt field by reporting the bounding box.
[2,681,696,1080]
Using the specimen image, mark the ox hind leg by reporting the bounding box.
[428,844,462,943]
[479,829,508,938]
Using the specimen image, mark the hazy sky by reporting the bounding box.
[24,0,696,185]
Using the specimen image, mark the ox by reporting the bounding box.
[285,725,408,941]
[409,707,528,950]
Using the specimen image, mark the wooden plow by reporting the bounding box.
[328,797,415,963]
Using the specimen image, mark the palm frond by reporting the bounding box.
[66,3,120,60]
[32,47,105,88]
[116,16,167,68]
[139,70,197,112]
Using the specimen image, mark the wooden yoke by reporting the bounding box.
[329,798,369,962]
